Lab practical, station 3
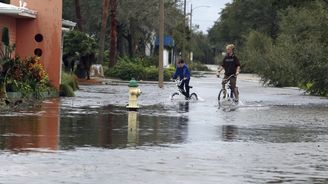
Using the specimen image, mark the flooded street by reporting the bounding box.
[0,74,328,183]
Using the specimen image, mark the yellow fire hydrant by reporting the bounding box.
[127,79,141,110]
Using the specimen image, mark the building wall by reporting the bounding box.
[0,15,16,56]
[163,49,169,67]
[11,0,62,89]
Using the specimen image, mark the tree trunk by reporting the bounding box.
[127,33,134,57]
[98,0,110,64]
[74,0,83,31]
[117,24,125,57]
[109,0,118,68]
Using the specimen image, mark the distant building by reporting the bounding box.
[0,0,63,89]
[155,36,176,68]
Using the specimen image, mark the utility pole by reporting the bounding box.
[182,0,186,60]
[189,4,193,69]
[188,4,210,66]
[158,0,164,88]
[190,4,192,30]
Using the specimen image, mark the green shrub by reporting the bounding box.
[3,57,55,99]
[143,66,158,80]
[60,84,75,97]
[164,66,176,81]
[106,59,143,80]
[105,57,176,81]
[241,30,299,87]
[60,72,78,97]
[278,6,328,96]
[191,61,210,71]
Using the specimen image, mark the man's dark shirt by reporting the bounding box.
[221,54,240,76]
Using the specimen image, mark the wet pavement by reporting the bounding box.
[0,74,328,183]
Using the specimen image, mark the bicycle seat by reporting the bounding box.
[189,86,193,88]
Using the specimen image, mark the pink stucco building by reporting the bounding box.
[0,0,63,89]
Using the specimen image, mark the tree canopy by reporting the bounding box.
[208,0,328,96]
[62,0,212,64]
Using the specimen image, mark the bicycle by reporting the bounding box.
[218,74,239,108]
[171,79,198,101]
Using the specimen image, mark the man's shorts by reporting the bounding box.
[222,75,237,89]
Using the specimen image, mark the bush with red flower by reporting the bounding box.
[5,56,54,98]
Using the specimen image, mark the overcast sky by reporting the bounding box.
[187,0,232,34]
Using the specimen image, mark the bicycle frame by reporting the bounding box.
[218,74,237,108]
[171,79,198,100]
[222,75,236,99]
[174,79,186,95]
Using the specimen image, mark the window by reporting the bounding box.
[34,48,42,57]
[35,34,43,42]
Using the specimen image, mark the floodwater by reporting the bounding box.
[0,74,328,184]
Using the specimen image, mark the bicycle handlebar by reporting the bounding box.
[222,74,236,84]
[224,74,236,80]
[170,79,181,85]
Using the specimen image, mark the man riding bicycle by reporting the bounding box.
[218,44,240,102]
[173,59,191,100]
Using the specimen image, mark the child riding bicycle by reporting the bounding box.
[172,59,191,100]
[218,44,241,102]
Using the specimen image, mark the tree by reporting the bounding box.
[62,0,186,62]
[189,32,215,64]
[116,0,184,57]
[239,1,328,95]
[63,31,97,79]
[74,0,84,31]
[63,0,103,35]
[98,0,110,64]
[208,0,277,49]
[109,0,118,67]
[208,0,314,50]
[277,3,328,95]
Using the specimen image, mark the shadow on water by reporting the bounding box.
[0,100,189,152]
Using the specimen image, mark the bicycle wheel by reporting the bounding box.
[218,89,227,102]
[171,92,180,100]
[189,93,198,100]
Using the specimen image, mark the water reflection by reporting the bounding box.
[127,111,139,146]
[59,106,189,149]
[0,99,60,151]
[178,101,189,113]
[59,112,126,149]
[222,125,238,141]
